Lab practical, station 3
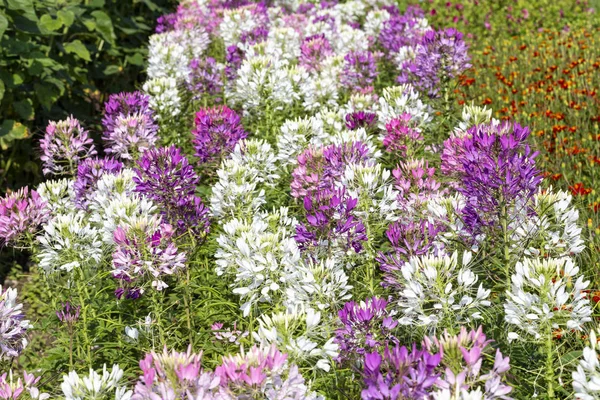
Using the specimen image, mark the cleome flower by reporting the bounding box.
[573,328,600,400]
[388,251,491,330]
[40,117,97,177]
[0,286,32,360]
[0,370,49,400]
[504,257,592,341]
[0,188,48,248]
[61,364,131,400]
[112,215,187,298]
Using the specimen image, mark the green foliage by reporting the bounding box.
[0,0,174,193]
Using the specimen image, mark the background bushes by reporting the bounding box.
[0,0,175,193]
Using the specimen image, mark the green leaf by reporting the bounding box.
[91,10,115,44]
[82,18,96,31]
[103,65,121,75]
[13,98,34,120]
[38,14,63,32]
[7,0,34,13]
[0,79,4,102]
[57,9,75,27]
[0,14,8,38]
[64,40,91,62]
[89,0,106,8]
[0,120,29,150]
[126,53,144,66]
[34,82,60,110]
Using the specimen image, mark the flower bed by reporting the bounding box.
[0,1,598,399]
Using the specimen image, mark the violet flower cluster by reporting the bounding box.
[295,187,368,258]
[424,327,513,398]
[112,217,187,298]
[40,117,97,176]
[291,142,372,199]
[192,106,248,167]
[397,28,471,98]
[134,146,210,238]
[299,34,334,72]
[102,91,159,160]
[73,157,123,210]
[0,286,31,360]
[187,57,223,99]
[0,188,48,248]
[0,370,49,400]
[335,297,399,367]
[442,122,541,237]
[361,344,441,400]
[345,111,378,133]
[132,346,218,399]
[382,113,423,157]
[341,51,379,92]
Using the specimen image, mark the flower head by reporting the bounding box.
[0,188,48,248]
[74,157,123,210]
[40,117,96,176]
[0,286,31,360]
[192,106,248,166]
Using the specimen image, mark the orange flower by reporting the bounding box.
[569,183,592,196]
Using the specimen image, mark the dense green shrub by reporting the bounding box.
[0,0,174,192]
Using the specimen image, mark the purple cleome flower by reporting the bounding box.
[291,142,372,199]
[192,106,248,167]
[74,157,123,210]
[56,301,80,325]
[40,117,97,176]
[188,57,223,99]
[295,187,368,256]
[341,51,379,92]
[383,113,423,156]
[345,111,378,132]
[133,145,209,238]
[335,297,399,366]
[112,218,187,298]
[0,188,48,247]
[442,122,541,237]
[103,113,159,161]
[361,344,441,400]
[299,34,334,72]
[397,28,471,97]
[102,91,158,161]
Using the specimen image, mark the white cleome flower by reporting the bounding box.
[61,364,132,400]
[377,84,432,132]
[37,211,103,274]
[36,178,75,215]
[143,77,181,119]
[276,116,330,167]
[573,329,600,399]
[392,251,491,329]
[253,306,338,371]
[283,257,353,313]
[512,187,585,259]
[147,27,209,81]
[504,257,591,341]
[215,208,300,316]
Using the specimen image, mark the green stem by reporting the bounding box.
[545,326,555,399]
[151,290,166,346]
[76,270,92,365]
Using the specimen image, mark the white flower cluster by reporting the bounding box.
[573,329,600,399]
[147,27,210,81]
[505,257,592,341]
[36,178,75,215]
[512,188,585,258]
[393,251,491,328]
[61,364,132,400]
[215,208,301,317]
[377,84,432,131]
[253,306,338,371]
[37,211,103,273]
[143,77,181,120]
